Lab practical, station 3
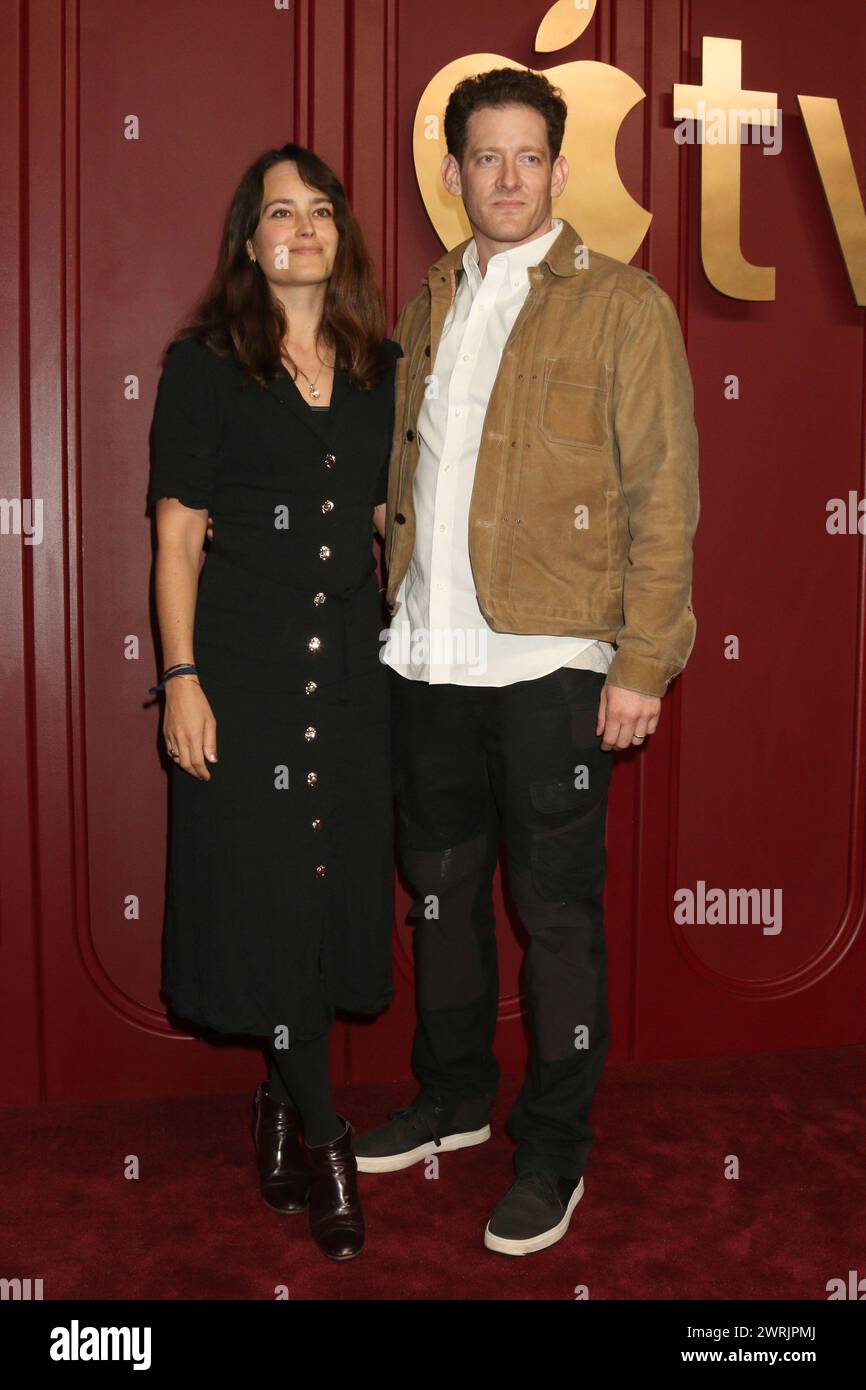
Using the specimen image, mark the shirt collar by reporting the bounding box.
[463,217,564,288]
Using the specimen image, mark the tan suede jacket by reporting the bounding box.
[384,217,700,698]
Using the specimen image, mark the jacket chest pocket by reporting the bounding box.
[538,354,610,451]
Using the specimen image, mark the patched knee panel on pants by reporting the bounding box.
[510,862,607,1062]
[402,833,489,1011]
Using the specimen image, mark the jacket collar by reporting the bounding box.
[426,216,586,299]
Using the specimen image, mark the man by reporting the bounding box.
[353,67,699,1256]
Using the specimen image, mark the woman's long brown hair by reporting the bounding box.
[168,142,389,391]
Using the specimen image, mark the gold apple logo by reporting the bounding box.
[413,0,866,305]
[413,0,651,263]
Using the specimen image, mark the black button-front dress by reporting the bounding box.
[146,334,400,1042]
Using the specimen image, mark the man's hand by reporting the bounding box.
[597,683,661,751]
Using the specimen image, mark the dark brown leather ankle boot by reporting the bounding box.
[306,1117,364,1259]
[252,1083,310,1214]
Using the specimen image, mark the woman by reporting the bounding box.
[146,143,399,1261]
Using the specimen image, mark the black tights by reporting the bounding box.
[263,1032,343,1147]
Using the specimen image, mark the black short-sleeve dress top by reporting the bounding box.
[147,334,401,1041]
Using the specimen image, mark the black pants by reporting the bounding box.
[391,663,614,1182]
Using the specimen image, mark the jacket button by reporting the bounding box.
[321,500,335,513]
[395,512,406,525]
[406,429,415,442]
[324,453,336,468]
[305,726,317,741]
[311,818,323,832]
[315,864,327,878]
[306,772,318,787]
[307,636,321,652]
[313,592,326,606]
[305,680,317,695]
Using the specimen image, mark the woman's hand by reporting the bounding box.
[163,677,218,780]
[151,498,214,777]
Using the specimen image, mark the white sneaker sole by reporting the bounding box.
[354,1124,492,1173]
[483,1177,585,1256]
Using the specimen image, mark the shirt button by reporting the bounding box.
[311,818,323,832]
[308,636,321,651]
[439,524,446,532]
[305,680,318,695]
[306,772,318,787]
[406,429,415,442]
[315,864,327,878]
[313,592,326,606]
[324,453,336,468]
[321,500,335,514]
[319,545,331,559]
[305,726,317,741]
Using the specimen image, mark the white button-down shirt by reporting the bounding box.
[382,217,615,686]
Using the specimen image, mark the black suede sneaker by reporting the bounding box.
[352,1092,491,1173]
[483,1172,584,1255]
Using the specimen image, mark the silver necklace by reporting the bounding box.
[287,349,331,399]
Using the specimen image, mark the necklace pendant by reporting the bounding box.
[309,385,321,399]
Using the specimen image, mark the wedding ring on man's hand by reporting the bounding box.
[167,746,180,758]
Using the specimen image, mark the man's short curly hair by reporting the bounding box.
[443,67,568,166]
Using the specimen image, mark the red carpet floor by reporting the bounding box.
[2,1043,864,1301]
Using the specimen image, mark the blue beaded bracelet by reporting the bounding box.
[148,664,199,696]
